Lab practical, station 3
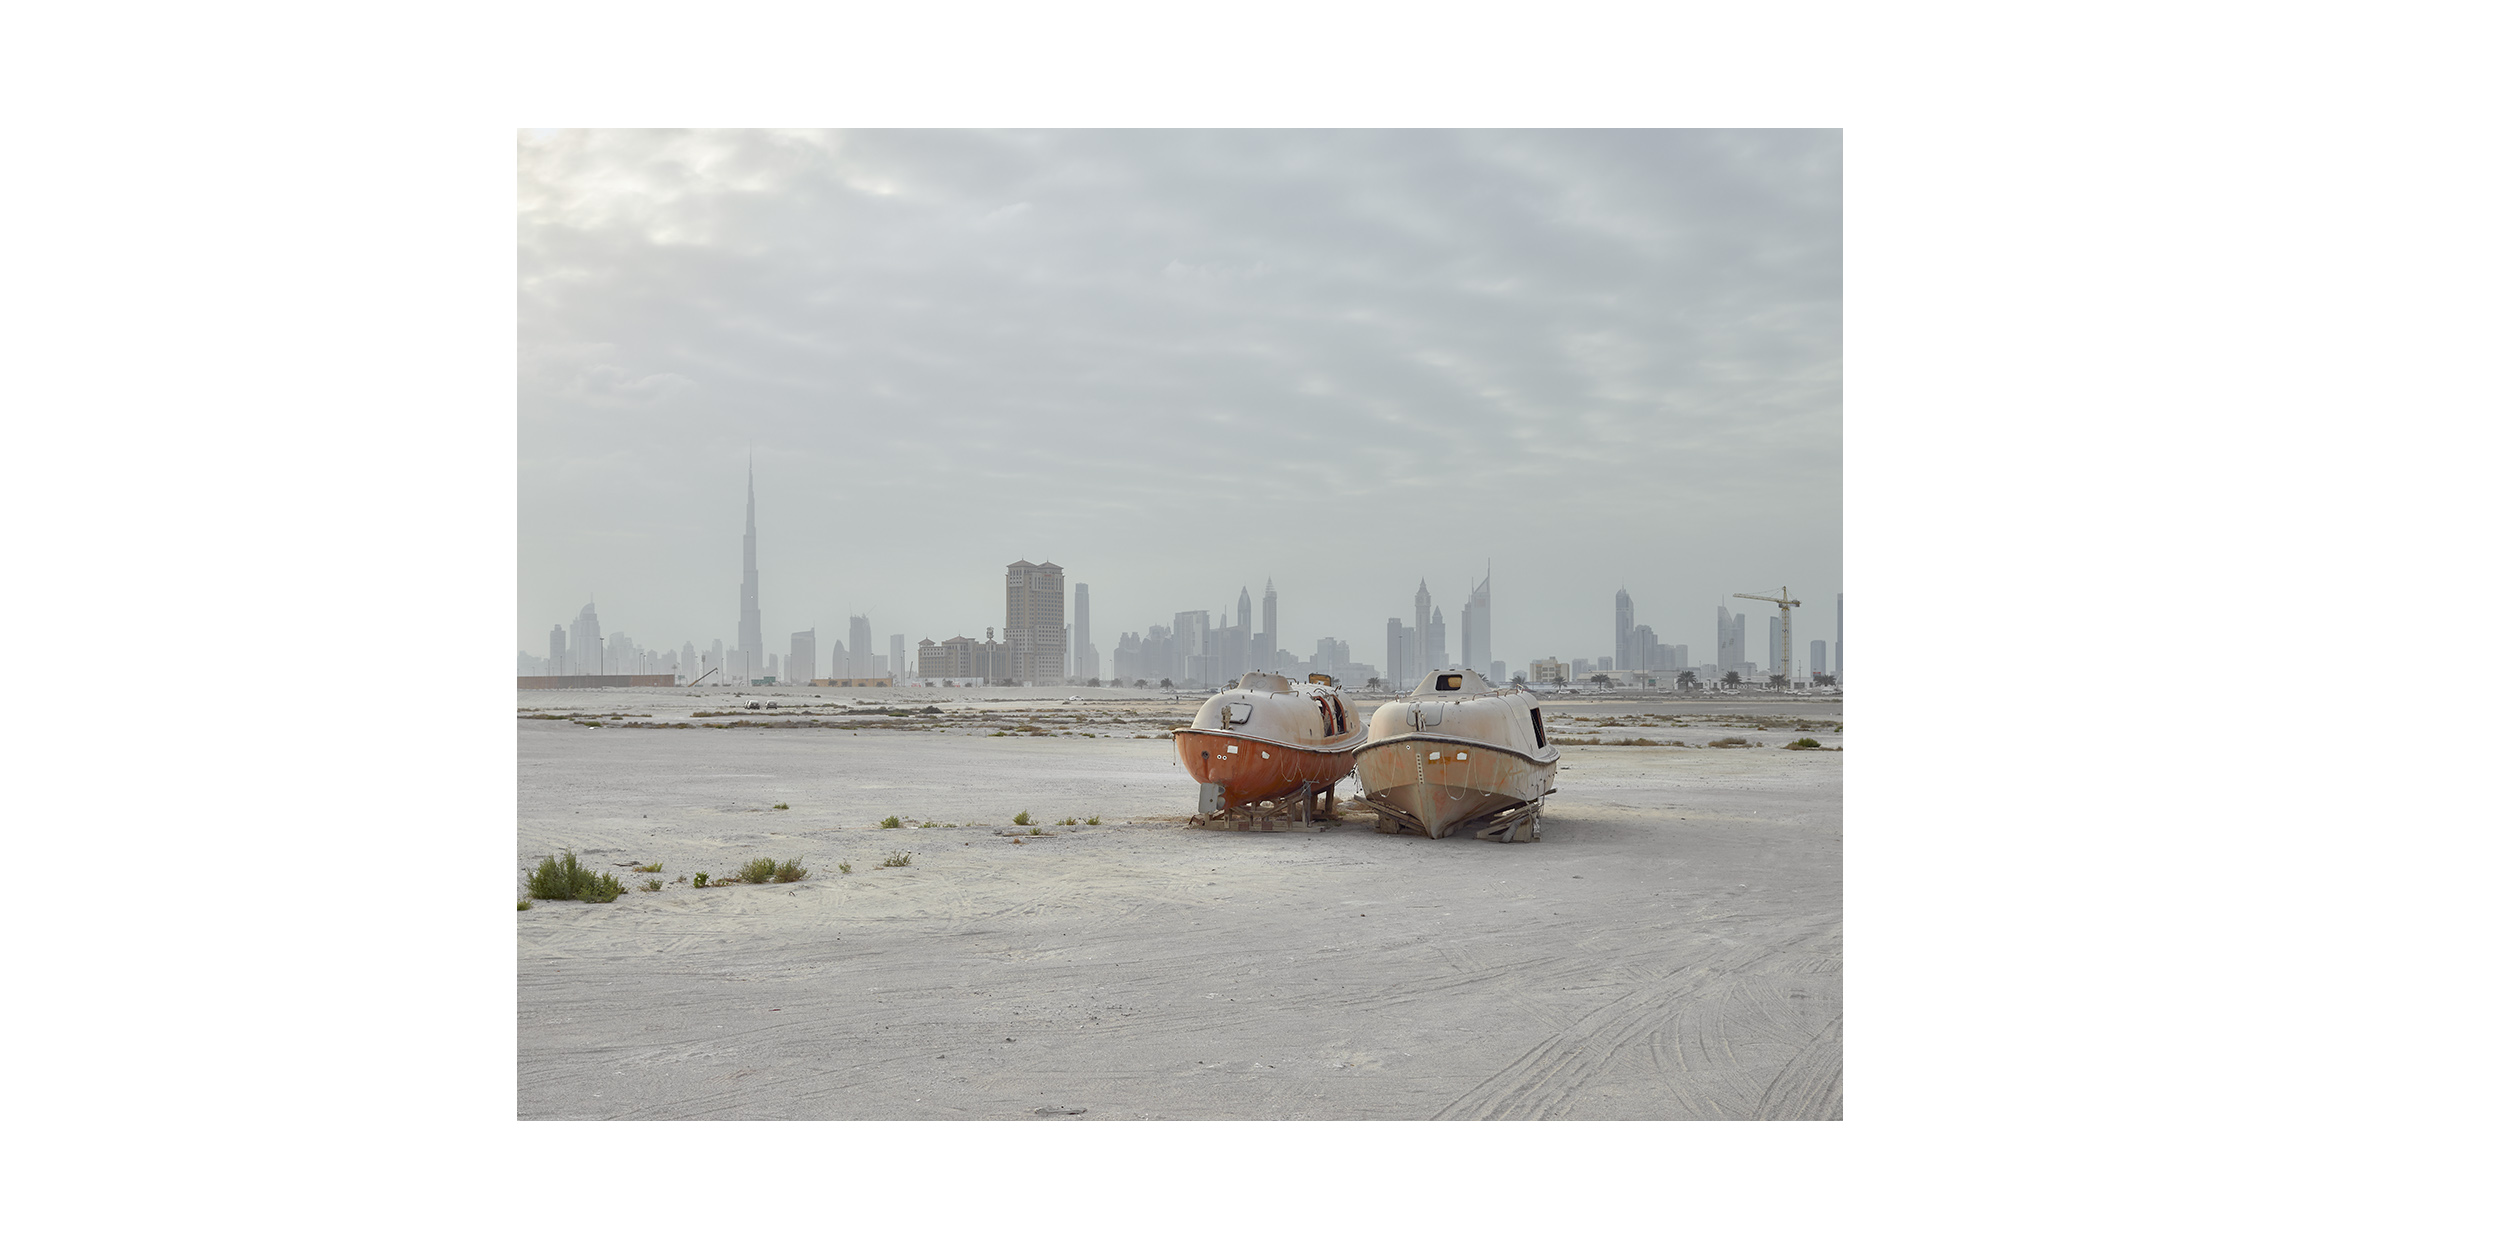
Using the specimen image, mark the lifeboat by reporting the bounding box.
[1176,672,1367,822]
[1353,668,1560,842]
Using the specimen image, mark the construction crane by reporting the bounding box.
[1734,586,1802,685]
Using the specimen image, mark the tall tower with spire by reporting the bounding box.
[738,460,762,682]
[1260,578,1277,670]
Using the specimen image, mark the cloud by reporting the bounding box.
[519,130,1842,665]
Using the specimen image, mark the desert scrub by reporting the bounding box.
[1012,810,1034,826]
[836,861,853,874]
[879,852,913,869]
[637,878,662,892]
[632,861,664,873]
[1785,738,1822,750]
[1056,815,1079,825]
[879,815,903,829]
[524,850,623,903]
[772,802,789,810]
[692,872,710,888]
[1085,815,1101,826]
[1708,737,1752,749]
[736,857,793,884]
[516,898,532,911]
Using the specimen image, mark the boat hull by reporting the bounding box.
[1353,736,1557,840]
[1176,729,1357,808]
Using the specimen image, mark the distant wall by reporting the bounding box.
[518,675,678,689]
[809,677,894,687]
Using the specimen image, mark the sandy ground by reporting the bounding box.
[518,687,1841,1119]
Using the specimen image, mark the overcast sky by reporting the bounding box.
[520,129,1840,673]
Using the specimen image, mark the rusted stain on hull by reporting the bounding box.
[1175,730,1357,806]
[1354,737,1557,840]
[1177,672,1365,812]
[1354,668,1560,840]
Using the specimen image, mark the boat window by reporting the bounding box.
[1332,696,1347,735]
[1436,674,1462,691]
[1225,703,1251,725]
[1530,707,1547,748]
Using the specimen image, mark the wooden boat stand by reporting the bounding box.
[1189,782,1340,831]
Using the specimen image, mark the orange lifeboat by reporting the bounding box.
[1175,672,1367,821]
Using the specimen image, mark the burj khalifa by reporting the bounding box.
[738,461,762,681]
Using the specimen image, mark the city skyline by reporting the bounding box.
[522,464,1838,684]
[521,131,1839,671]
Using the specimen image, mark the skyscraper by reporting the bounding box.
[1413,580,1432,654]
[1716,605,1742,671]
[788,629,817,685]
[848,615,873,677]
[571,601,602,675]
[1462,567,1492,672]
[1385,617,1412,689]
[1810,639,1827,677]
[547,624,567,676]
[1427,606,1447,670]
[1004,560,1067,683]
[738,463,762,682]
[1614,588,1634,677]
[1070,585,1090,685]
[1259,579,1278,672]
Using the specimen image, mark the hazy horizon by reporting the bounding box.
[520,129,1840,673]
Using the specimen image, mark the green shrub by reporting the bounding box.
[879,815,903,829]
[517,898,532,911]
[1708,737,1751,749]
[772,857,808,883]
[1085,815,1101,825]
[693,872,710,888]
[1056,815,1078,826]
[1785,738,1822,750]
[1012,810,1033,826]
[738,857,780,884]
[837,861,853,874]
[632,861,663,873]
[772,802,789,810]
[524,850,624,903]
[638,878,662,892]
[879,852,913,869]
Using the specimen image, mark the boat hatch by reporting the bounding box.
[1407,702,1446,729]
[1224,703,1252,725]
[1436,674,1463,691]
[1530,706,1546,748]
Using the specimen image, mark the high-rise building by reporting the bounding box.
[1413,580,1433,662]
[1462,567,1492,672]
[1004,561,1067,683]
[1811,639,1828,676]
[1716,606,1747,672]
[1385,617,1411,690]
[547,624,567,676]
[788,629,817,685]
[737,463,763,680]
[1259,579,1278,672]
[1072,583,1092,681]
[1614,588,1634,677]
[570,602,602,675]
[1427,607,1448,670]
[848,615,872,677]
[1766,617,1786,681]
